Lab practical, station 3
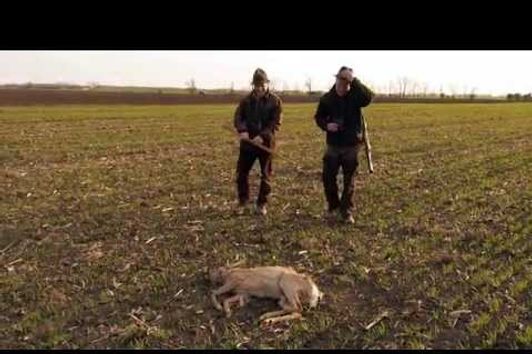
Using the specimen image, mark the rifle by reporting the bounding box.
[361,113,374,173]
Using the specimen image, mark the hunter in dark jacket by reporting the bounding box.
[314,66,374,224]
[233,68,283,216]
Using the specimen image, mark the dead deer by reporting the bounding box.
[209,265,323,325]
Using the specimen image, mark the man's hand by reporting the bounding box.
[326,123,339,132]
[252,135,264,145]
[356,132,364,143]
[239,132,249,140]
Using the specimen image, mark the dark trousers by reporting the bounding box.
[236,141,272,206]
[322,144,360,215]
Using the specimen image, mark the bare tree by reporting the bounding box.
[397,77,409,98]
[282,81,290,92]
[462,85,469,98]
[305,77,312,95]
[448,83,459,98]
[388,80,397,96]
[397,77,403,97]
[420,82,429,97]
[469,87,477,100]
[185,78,197,94]
[409,80,419,97]
[230,82,235,94]
[269,77,278,92]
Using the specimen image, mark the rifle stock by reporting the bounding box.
[361,114,374,173]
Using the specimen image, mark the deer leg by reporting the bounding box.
[261,280,304,325]
[259,295,301,323]
[223,294,246,318]
[211,282,234,312]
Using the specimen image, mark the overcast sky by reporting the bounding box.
[1,50,531,95]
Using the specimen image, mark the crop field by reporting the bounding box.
[1,103,531,349]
